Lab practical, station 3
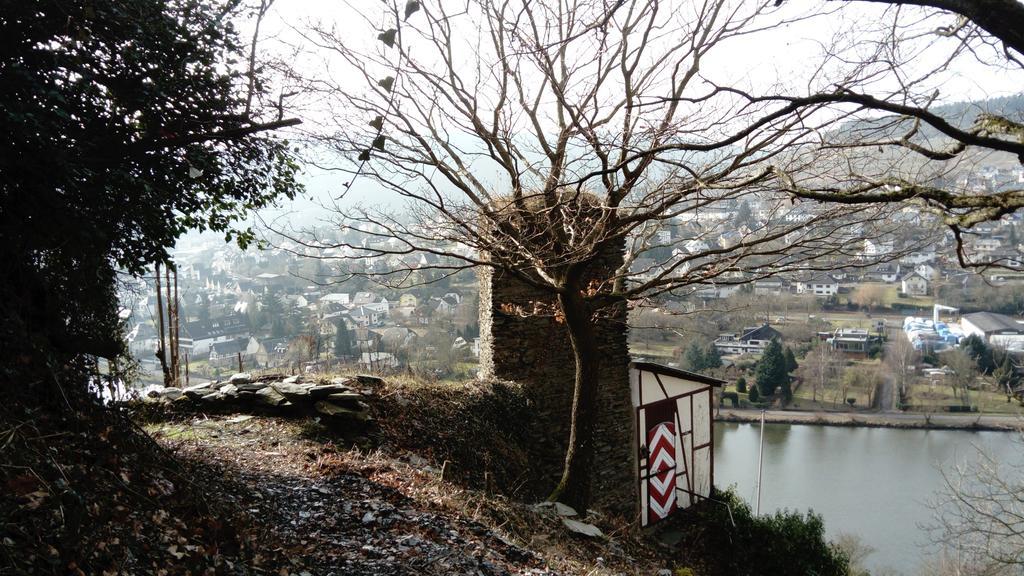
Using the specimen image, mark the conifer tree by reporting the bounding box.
[684,342,707,373]
[756,340,788,397]
[704,344,723,370]
[784,347,799,373]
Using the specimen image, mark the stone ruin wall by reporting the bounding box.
[477,241,635,512]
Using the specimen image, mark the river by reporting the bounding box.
[713,421,1022,575]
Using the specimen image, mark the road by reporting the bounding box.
[877,371,895,411]
[718,408,1024,431]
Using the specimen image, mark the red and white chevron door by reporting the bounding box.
[647,421,676,523]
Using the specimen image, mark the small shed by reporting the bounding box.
[630,362,725,526]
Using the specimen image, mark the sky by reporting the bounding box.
[231,0,1023,233]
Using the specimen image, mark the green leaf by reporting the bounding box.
[358,150,371,162]
[377,29,397,48]
[377,76,395,92]
[372,136,386,151]
[369,116,384,130]
[404,0,420,20]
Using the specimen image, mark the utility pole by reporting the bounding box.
[755,409,766,516]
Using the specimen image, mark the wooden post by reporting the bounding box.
[165,266,175,386]
[237,351,243,373]
[172,267,180,386]
[154,263,171,387]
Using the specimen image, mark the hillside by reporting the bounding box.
[2,368,853,575]
[835,93,1024,140]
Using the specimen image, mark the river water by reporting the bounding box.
[713,421,1021,575]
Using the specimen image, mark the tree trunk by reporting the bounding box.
[154,263,171,387]
[548,285,601,514]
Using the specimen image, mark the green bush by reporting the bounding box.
[748,386,760,403]
[721,391,739,407]
[736,376,748,393]
[668,488,850,576]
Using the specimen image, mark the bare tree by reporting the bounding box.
[927,432,1024,575]
[852,284,889,315]
[886,333,917,407]
[762,2,1024,268]
[277,0,1020,511]
[943,348,977,405]
[799,338,842,404]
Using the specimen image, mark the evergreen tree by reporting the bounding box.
[748,385,760,403]
[961,334,996,374]
[333,320,353,359]
[756,340,788,397]
[260,291,284,333]
[784,346,799,373]
[704,344,723,370]
[736,376,748,394]
[684,341,707,372]
[196,294,211,323]
[736,200,754,228]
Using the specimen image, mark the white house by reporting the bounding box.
[321,292,351,306]
[901,249,936,265]
[348,306,383,327]
[358,351,399,371]
[361,297,390,315]
[712,324,783,355]
[796,274,838,296]
[860,239,894,259]
[914,263,938,280]
[900,271,930,296]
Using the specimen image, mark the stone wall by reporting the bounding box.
[477,241,634,512]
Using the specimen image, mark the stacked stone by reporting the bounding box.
[146,373,382,426]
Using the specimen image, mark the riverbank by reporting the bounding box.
[717,408,1024,431]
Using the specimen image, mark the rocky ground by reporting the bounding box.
[4,370,685,575]
[147,414,560,575]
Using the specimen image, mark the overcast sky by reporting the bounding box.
[232,0,1022,233]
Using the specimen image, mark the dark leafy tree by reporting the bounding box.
[677,488,849,576]
[736,376,748,394]
[961,334,996,375]
[195,294,211,323]
[749,385,761,403]
[333,320,353,359]
[684,342,708,373]
[704,344,724,371]
[735,200,755,229]
[784,347,799,373]
[756,341,789,397]
[259,291,285,333]
[0,0,300,369]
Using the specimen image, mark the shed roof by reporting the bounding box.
[963,312,1024,334]
[630,361,726,387]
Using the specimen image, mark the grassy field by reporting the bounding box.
[908,381,1024,415]
[843,282,936,310]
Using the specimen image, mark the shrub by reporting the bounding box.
[748,387,760,403]
[736,377,748,393]
[721,392,739,407]
[668,487,850,576]
[846,398,856,406]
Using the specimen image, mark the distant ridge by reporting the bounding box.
[836,93,1024,140]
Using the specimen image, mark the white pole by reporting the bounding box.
[755,409,765,516]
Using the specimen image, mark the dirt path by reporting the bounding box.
[149,416,556,576]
